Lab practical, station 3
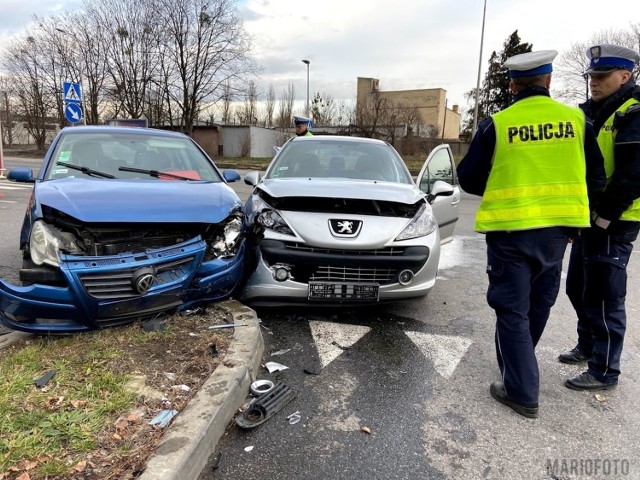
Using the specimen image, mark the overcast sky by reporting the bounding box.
[1,0,638,113]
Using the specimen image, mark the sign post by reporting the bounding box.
[63,81,83,125]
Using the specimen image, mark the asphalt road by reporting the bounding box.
[199,192,640,480]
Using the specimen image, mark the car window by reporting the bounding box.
[46,132,222,181]
[419,148,455,193]
[267,139,413,184]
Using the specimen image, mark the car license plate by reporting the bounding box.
[308,282,379,301]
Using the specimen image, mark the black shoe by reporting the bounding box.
[489,381,539,418]
[558,347,590,364]
[565,372,617,391]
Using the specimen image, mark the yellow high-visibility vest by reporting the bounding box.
[596,97,640,221]
[475,95,590,232]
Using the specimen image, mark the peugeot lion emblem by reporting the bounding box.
[329,219,363,238]
[132,267,156,294]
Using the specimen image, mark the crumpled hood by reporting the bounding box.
[259,178,423,204]
[35,178,242,223]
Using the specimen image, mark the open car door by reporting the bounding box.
[415,144,460,243]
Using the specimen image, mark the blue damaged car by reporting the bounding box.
[0,126,247,334]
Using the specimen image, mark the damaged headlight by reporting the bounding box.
[30,220,83,266]
[251,196,294,236]
[395,202,437,241]
[211,215,244,257]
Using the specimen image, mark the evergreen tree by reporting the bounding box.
[463,30,533,136]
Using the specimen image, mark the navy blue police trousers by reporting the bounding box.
[566,224,639,384]
[486,227,569,405]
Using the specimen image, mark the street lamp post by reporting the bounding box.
[471,0,488,137]
[302,59,310,117]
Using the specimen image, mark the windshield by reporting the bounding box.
[45,131,223,182]
[266,138,413,184]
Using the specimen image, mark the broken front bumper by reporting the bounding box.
[0,237,246,334]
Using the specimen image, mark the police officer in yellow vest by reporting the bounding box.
[559,44,640,391]
[294,115,313,136]
[457,50,606,418]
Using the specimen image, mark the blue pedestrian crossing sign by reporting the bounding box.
[65,103,83,124]
[63,81,82,104]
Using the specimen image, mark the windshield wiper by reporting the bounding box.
[118,166,193,181]
[56,161,115,179]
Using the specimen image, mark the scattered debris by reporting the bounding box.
[211,453,222,470]
[270,348,291,356]
[264,361,289,373]
[141,317,169,332]
[209,343,219,357]
[148,409,178,429]
[287,411,301,425]
[164,372,176,381]
[34,370,56,389]
[595,394,607,402]
[244,446,254,452]
[250,379,275,396]
[361,426,371,434]
[208,323,247,330]
[236,383,297,429]
[180,307,202,316]
[304,366,321,375]
[331,340,350,350]
[171,384,191,392]
[259,322,273,335]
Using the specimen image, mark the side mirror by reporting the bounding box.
[244,171,261,186]
[8,167,35,183]
[426,180,454,203]
[222,169,241,183]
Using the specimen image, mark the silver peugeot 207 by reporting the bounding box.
[241,135,460,306]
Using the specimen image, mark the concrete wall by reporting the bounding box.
[220,126,286,158]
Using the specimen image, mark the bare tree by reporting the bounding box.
[0,78,16,146]
[275,82,295,129]
[555,25,640,105]
[237,80,258,124]
[155,0,256,134]
[84,0,160,120]
[3,35,53,150]
[264,83,275,128]
[310,92,336,126]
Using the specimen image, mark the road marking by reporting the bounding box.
[309,321,371,368]
[0,183,33,190]
[404,331,473,379]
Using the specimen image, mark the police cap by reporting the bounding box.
[293,115,312,126]
[504,50,558,78]
[585,44,640,74]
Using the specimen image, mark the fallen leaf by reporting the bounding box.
[361,426,371,434]
[127,414,141,423]
[112,433,122,441]
[71,461,87,473]
[17,460,38,471]
[16,473,30,480]
[70,399,88,409]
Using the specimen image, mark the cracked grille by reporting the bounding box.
[79,257,194,299]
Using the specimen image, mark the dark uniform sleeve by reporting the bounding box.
[583,119,606,211]
[595,106,640,221]
[456,117,495,196]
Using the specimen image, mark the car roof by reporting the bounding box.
[288,135,390,146]
[58,125,190,139]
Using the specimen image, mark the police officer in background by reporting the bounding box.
[293,115,313,136]
[559,44,640,391]
[457,50,606,418]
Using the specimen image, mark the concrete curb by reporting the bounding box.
[139,300,264,480]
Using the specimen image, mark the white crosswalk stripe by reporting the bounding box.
[0,182,33,190]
